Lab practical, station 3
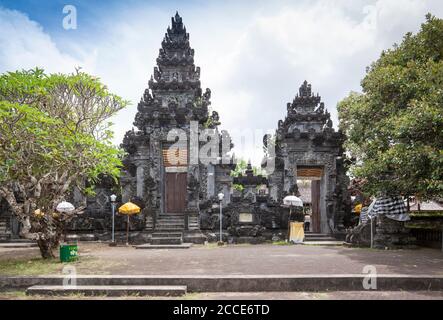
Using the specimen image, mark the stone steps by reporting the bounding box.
[7,275,443,293]
[0,242,37,248]
[157,220,185,224]
[149,214,189,245]
[305,237,337,241]
[155,227,185,232]
[155,214,185,232]
[156,223,185,228]
[151,237,182,245]
[0,220,9,241]
[158,215,185,220]
[26,285,187,297]
[187,216,200,230]
[305,233,331,237]
[304,233,340,244]
[66,234,97,242]
[157,218,184,222]
[152,232,183,238]
[152,215,184,245]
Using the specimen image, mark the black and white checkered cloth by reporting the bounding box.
[359,207,369,225]
[367,196,410,222]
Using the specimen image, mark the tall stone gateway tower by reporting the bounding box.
[267,81,350,235]
[120,13,233,244]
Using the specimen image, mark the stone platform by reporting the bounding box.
[2,274,443,293]
[0,242,37,249]
[26,284,187,297]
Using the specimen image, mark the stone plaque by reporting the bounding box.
[239,213,253,223]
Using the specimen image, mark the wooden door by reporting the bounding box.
[165,173,187,213]
[311,180,321,233]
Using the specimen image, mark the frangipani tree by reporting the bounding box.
[0,68,128,258]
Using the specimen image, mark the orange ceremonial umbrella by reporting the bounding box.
[118,202,141,245]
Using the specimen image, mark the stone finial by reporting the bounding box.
[299,80,312,97]
[246,160,254,176]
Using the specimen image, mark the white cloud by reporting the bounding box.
[1,1,442,167]
[0,8,94,73]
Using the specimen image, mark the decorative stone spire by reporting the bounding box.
[245,160,254,177]
[284,81,333,133]
[132,12,211,131]
[233,160,267,187]
[291,80,321,114]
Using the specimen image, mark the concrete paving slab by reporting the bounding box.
[1,243,442,277]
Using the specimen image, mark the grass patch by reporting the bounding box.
[0,290,28,300]
[181,292,202,300]
[0,258,64,276]
[201,242,226,249]
[0,255,113,276]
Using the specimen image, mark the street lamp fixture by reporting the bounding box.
[56,201,75,214]
[110,194,117,246]
[218,192,224,246]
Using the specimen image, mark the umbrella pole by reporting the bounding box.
[126,215,130,246]
[287,206,292,242]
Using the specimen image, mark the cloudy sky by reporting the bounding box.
[1,0,442,165]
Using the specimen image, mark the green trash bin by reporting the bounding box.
[60,243,78,262]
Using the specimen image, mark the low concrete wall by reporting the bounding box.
[1,274,443,292]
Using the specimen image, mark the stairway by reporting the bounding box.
[151,214,184,245]
[304,232,343,246]
[0,217,10,241]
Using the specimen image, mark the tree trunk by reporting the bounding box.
[37,239,57,259]
[1,185,81,259]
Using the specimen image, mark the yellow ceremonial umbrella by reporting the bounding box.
[118,202,141,245]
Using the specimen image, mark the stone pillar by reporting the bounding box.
[207,164,215,198]
[136,165,144,198]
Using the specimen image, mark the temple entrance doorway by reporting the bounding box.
[165,172,187,213]
[163,147,188,214]
[297,166,323,233]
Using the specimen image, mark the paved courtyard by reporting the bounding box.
[1,243,442,276]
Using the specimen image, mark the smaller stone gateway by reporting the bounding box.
[266,80,352,237]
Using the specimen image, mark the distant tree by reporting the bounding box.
[338,14,443,200]
[230,159,248,177]
[0,68,128,258]
[230,159,266,178]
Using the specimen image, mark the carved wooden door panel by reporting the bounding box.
[165,173,187,213]
[311,180,321,233]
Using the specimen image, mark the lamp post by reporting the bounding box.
[110,194,117,246]
[56,201,75,244]
[218,192,224,245]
